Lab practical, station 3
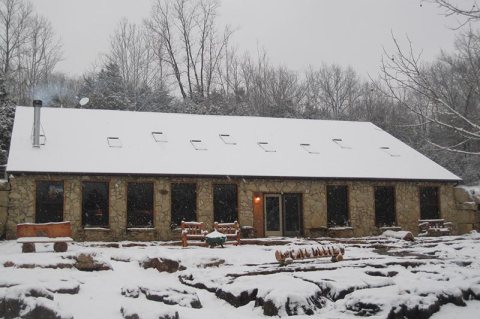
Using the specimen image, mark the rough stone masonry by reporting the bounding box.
[3,174,479,241]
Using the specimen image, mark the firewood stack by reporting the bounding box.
[275,244,345,264]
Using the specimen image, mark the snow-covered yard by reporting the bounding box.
[1,233,480,319]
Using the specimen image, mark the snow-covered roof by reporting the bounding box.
[6,106,460,181]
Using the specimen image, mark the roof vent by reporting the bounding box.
[332,138,351,149]
[258,142,276,152]
[107,137,122,148]
[219,134,236,145]
[380,146,400,157]
[300,143,319,154]
[152,131,167,142]
[191,139,207,150]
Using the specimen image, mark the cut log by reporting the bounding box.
[275,244,345,264]
[21,242,35,253]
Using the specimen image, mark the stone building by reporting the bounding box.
[3,104,476,241]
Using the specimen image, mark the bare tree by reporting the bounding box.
[17,14,62,103]
[108,18,168,111]
[0,0,62,104]
[429,0,480,22]
[379,33,480,155]
[304,64,361,119]
[0,0,31,96]
[146,0,232,102]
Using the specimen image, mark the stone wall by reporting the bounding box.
[452,186,480,233]
[5,174,471,241]
[0,180,9,238]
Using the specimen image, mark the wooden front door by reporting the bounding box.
[264,194,282,236]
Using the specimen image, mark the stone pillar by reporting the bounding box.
[64,178,83,239]
[238,180,254,227]
[303,182,326,236]
[6,176,35,239]
[350,182,375,237]
[197,180,213,229]
[110,178,127,240]
[156,178,171,240]
[396,183,420,234]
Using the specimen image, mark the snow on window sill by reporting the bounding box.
[379,226,401,231]
[83,227,110,231]
[327,226,353,231]
[127,227,155,231]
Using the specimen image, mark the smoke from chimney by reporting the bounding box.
[32,100,42,148]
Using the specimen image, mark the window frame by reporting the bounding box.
[170,182,197,227]
[213,183,239,223]
[326,185,350,227]
[81,181,110,228]
[126,182,155,228]
[374,186,397,227]
[419,186,441,220]
[35,180,65,223]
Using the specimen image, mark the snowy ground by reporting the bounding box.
[1,233,480,319]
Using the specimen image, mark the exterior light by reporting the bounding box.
[254,196,261,203]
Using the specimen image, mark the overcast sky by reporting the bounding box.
[33,0,465,78]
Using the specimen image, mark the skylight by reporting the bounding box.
[332,138,351,149]
[380,147,400,157]
[219,134,236,145]
[190,139,207,150]
[258,142,276,152]
[300,143,319,154]
[107,137,122,148]
[152,131,167,142]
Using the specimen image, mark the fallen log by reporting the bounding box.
[382,230,414,241]
[275,244,345,264]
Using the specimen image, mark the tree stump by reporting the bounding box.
[22,243,36,253]
[54,242,68,252]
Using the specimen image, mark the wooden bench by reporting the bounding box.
[214,221,240,245]
[181,221,208,247]
[16,221,73,253]
[418,219,453,236]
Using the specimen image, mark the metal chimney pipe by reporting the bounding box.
[32,100,42,148]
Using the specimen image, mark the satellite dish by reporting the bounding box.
[79,97,89,106]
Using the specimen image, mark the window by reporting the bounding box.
[127,183,154,228]
[213,184,238,223]
[380,147,400,157]
[36,181,64,223]
[332,138,351,149]
[152,132,167,143]
[327,185,349,227]
[107,137,122,148]
[82,182,109,227]
[258,142,276,152]
[300,143,319,154]
[420,187,440,219]
[375,186,396,226]
[171,183,196,226]
[219,134,236,145]
[283,194,303,236]
[190,139,207,150]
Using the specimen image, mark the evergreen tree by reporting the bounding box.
[79,62,130,110]
[0,74,15,165]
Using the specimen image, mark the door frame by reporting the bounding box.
[264,193,303,237]
[283,193,303,237]
[264,194,283,236]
